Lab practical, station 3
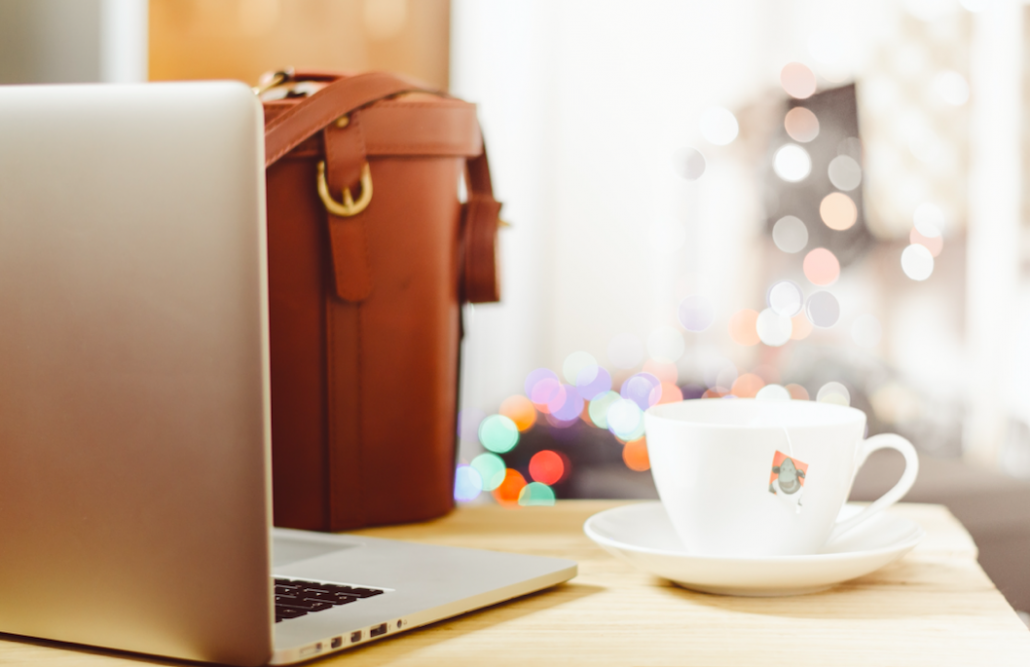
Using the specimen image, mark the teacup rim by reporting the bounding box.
[644,397,865,429]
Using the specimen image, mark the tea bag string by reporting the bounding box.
[782,426,794,457]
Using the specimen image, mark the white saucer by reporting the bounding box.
[584,502,924,596]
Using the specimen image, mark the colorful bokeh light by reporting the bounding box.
[493,469,528,505]
[499,395,537,432]
[819,192,858,231]
[518,482,556,507]
[454,465,483,502]
[623,438,650,472]
[780,62,817,99]
[588,391,621,429]
[802,248,840,285]
[786,383,810,400]
[731,373,766,398]
[784,107,819,143]
[620,372,661,411]
[576,364,612,400]
[529,450,565,486]
[471,453,506,491]
[479,414,520,453]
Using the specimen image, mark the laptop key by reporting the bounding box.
[329,586,384,598]
[301,590,359,605]
[275,607,308,620]
[275,596,333,612]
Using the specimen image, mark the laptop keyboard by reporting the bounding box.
[274,578,385,623]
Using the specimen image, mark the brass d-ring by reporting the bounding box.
[317,161,373,217]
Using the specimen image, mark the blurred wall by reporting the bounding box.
[149,0,450,88]
[0,0,147,84]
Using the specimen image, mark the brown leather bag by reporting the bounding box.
[261,71,501,531]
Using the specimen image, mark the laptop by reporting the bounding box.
[0,81,575,666]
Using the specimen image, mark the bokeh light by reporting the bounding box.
[772,215,809,253]
[767,280,804,317]
[622,437,650,472]
[910,227,943,257]
[675,146,707,181]
[786,383,810,400]
[901,244,934,281]
[827,155,862,191]
[678,295,715,332]
[851,314,883,348]
[780,62,817,99]
[518,482,556,507]
[493,468,527,505]
[784,107,819,142]
[729,309,760,346]
[803,248,840,285]
[621,372,662,411]
[576,364,612,400]
[562,351,597,385]
[529,450,565,485]
[647,326,685,363]
[454,465,483,502]
[608,333,644,369]
[656,382,683,404]
[774,144,812,182]
[790,313,813,340]
[805,291,841,328]
[524,368,558,401]
[479,414,520,453]
[529,376,563,413]
[756,384,791,401]
[816,382,851,406]
[819,192,858,231]
[551,385,585,422]
[756,308,793,347]
[933,70,970,106]
[699,106,740,146]
[588,390,621,428]
[499,395,537,432]
[607,398,645,441]
[731,373,766,398]
[471,453,506,491]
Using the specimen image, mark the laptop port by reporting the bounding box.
[350,631,362,643]
[370,623,387,638]
[330,637,343,649]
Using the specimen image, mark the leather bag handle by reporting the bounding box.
[264,71,434,169]
[262,71,502,304]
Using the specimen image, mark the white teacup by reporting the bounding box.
[644,398,918,557]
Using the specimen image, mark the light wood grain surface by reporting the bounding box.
[1,501,1027,666]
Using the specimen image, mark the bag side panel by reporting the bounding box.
[266,159,331,530]
[343,156,463,528]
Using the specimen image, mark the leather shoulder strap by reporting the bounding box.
[263,71,437,168]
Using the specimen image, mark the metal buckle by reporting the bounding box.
[317,161,373,217]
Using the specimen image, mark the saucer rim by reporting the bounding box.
[583,501,925,563]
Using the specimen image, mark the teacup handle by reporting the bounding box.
[827,433,920,543]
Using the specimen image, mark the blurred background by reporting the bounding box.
[2,0,1028,619]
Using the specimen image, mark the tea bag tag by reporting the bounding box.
[768,447,809,515]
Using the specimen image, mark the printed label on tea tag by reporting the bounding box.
[768,450,809,513]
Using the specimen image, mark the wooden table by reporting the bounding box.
[3,501,1028,666]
